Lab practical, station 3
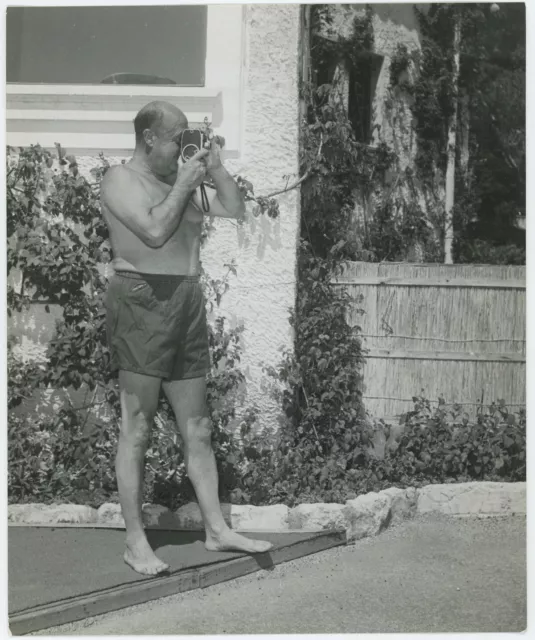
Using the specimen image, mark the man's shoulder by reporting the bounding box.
[101,163,142,199]
[102,162,135,184]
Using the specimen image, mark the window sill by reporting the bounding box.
[6,83,230,157]
[7,83,222,101]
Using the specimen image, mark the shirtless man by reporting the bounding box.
[101,101,272,575]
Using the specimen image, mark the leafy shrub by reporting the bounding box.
[6,143,260,507]
[370,396,526,488]
[8,396,117,506]
[455,238,526,266]
[227,396,526,507]
[8,321,255,508]
[10,379,525,507]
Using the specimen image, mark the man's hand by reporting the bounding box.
[205,138,223,175]
[176,148,209,192]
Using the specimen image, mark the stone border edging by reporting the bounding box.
[8,481,525,544]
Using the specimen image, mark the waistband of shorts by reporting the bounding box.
[114,270,199,283]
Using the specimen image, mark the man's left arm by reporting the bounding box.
[199,165,245,220]
[193,139,245,220]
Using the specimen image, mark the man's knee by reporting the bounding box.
[187,416,213,445]
[120,405,155,448]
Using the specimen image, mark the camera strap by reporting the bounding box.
[200,183,210,213]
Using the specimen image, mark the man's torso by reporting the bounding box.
[102,164,203,276]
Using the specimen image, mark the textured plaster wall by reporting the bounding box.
[320,4,433,260]
[201,4,301,430]
[9,4,301,433]
[324,3,423,164]
[371,3,425,172]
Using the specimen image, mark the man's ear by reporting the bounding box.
[143,129,155,148]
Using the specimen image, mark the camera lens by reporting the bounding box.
[182,144,199,160]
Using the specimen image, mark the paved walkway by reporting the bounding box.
[30,514,526,635]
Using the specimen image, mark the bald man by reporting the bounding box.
[101,101,272,575]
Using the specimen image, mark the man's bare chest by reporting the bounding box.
[136,171,203,223]
[136,172,173,204]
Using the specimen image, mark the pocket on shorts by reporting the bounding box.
[123,279,156,308]
[130,281,150,294]
[123,279,163,334]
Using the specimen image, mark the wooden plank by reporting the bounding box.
[360,333,525,344]
[9,530,346,635]
[362,394,526,408]
[266,529,346,565]
[365,348,526,363]
[332,277,525,290]
[9,569,200,635]
[199,530,346,589]
[199,554,271,588]
[340,261,525,280]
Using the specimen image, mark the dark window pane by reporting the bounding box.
[6,6,207,86]
[348,55,382,144]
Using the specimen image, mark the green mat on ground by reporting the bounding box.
[9,527,343,616]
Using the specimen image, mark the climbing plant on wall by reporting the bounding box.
[310,3,525,265]
[390,3,525,264]
[310,4,442,262]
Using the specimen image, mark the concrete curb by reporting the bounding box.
[8,481,526,543]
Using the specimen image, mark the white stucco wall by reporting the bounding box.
[201,4,301,430]
[8,4,301,433]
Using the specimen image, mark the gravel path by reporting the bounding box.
[31,514,526,635]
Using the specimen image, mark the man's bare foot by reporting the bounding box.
[205,528,273,554]
[124,538,170,576]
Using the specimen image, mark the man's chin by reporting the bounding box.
[160,170,177,186]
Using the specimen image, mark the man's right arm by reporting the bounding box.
[101,150,209,248]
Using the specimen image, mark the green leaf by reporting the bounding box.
[503,434,514,448]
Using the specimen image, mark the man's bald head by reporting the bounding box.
[133,101,188,145]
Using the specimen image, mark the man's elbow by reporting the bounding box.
[144,226,167,249]
[235,198,246,219]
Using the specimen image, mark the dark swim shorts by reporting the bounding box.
[106,271,211,380]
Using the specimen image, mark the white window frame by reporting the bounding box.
[6,5,244,158]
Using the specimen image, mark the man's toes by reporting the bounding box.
[206,530,275,555]
[147,562,169,575]
[142,563,168,576]
[251,540,273,553]
[123,550,169,576]
[156,563,170,574]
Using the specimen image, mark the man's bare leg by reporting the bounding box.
[116,370,170,575]
[163,376,273,554]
